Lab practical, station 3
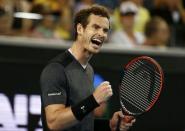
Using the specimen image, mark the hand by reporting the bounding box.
[109,111,136,131]
[93,81,113,104]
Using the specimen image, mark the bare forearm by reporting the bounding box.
[46,106,78,130]
[94,103,106,117]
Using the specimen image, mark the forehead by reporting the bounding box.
[87,14,110,29]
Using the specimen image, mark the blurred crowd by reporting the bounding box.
[0,0,185,48]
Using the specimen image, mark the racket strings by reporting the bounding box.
[125,66,160,96]
[122,69,161,94]
[120,75,156,102]
[120,88,148,111]
[125,64,161,95]
[120,78,158,111]
[120,95,145,112]
[120,77,158,105]
[120,83,158,111]
[130,60,161,79]
[120,60,162,111]
[120,79,154,111]
[130,60,162,98]
[128,61,161,95]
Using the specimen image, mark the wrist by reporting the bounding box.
[92,93,100,104]
[71,94,99,121]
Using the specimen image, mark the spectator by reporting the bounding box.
[112,0,150,33]
[143,16,170,47]
[131,0,151,33]
[31,4,56,38]
[150,0,185,25]
[54,0,73,40]
[0,0,13,35]
[110,1,145,47]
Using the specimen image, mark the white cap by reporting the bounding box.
[120,1,138,15]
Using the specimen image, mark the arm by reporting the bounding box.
[45,81,112,130]
[40,63,77,130]
[93,81,112,117]
[94,102,107,117]
[45,104,77,130]
[41,63,113,130]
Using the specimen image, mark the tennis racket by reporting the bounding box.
[116,56,164,130]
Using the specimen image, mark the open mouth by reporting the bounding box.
[91,38,103,46]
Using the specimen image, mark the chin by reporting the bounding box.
[89,49,100,54]
[86,47,100,54]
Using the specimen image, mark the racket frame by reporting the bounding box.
[120,56,164,116]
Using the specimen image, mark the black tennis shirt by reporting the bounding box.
[40,50,95,131]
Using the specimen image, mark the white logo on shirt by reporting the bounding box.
[48,92,61,96]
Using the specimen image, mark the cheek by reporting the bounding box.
[82,31,90,41]
[104,34,108,40]
[84,29,93,38]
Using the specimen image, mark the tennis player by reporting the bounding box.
[40,5,135,131]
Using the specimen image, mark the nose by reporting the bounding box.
[98,29,107,38]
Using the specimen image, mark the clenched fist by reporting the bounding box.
[93,81,113,104]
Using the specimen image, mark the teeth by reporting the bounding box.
[92,38,102,43]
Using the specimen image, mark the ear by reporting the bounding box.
[77,23,84,36]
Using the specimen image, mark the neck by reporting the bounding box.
[70,41,92,65]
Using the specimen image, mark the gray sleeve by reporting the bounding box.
[40,63,68,107]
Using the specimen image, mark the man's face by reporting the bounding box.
[79,14,109,54]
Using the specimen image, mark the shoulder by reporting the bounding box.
[49,50,74,68]
[40,63,66,82]
[42,62,65,73]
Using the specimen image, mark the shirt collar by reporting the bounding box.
[68,48,87,69]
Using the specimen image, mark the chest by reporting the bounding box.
[66,68,94,105]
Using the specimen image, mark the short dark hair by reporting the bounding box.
[73,5,110,40]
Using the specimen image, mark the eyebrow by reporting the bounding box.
[93,24,109,32]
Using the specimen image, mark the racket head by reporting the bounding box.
[119,56,164,116]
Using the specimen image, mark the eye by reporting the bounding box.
[103,28,109,33]
[93,24,100,30]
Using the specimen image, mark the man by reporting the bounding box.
[143,16,170,47]
[40,5,135,131]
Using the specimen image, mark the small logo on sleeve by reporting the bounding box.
[48,92,61,96]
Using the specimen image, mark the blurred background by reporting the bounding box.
[0,0,185,131]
